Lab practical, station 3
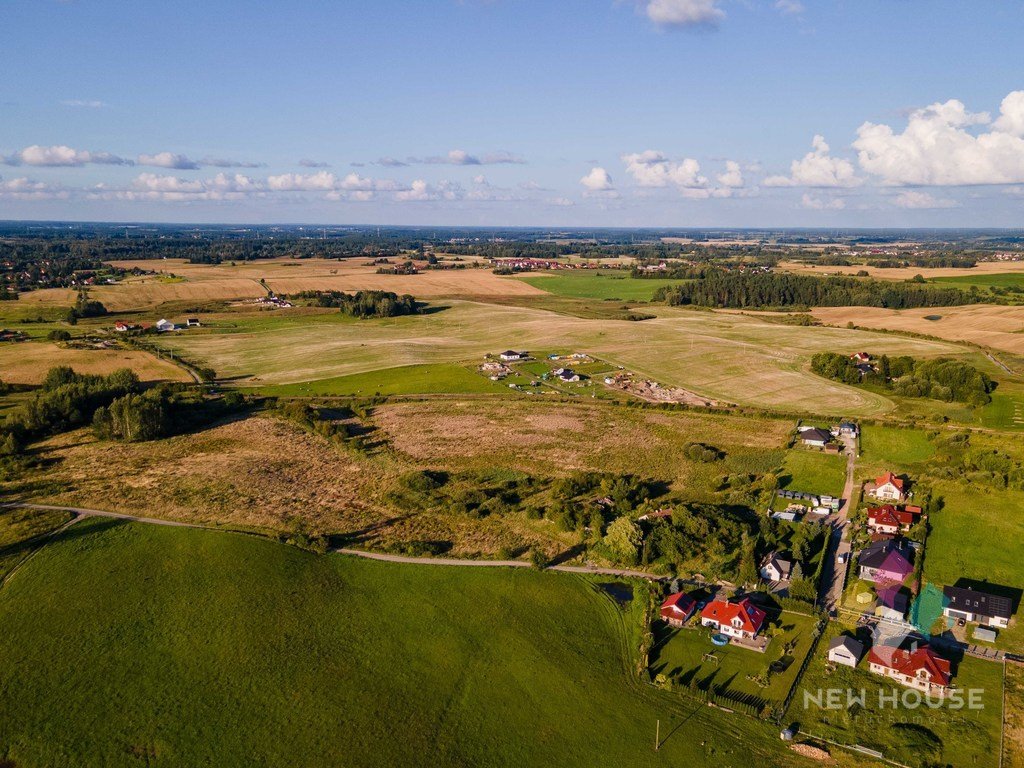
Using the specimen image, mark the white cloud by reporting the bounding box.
[393,179,464,202]
[374,149,525,167]
[200,156,265,169]
[801,193,846,210]
[765,135,861,188]
[266,171,339,191]
[548,196,574,207]
[774,0,804,15]
[622,150,708,189]
[0,176,69,200]
[2,144,131,167]
[580,167,614,191]
[854,91,1024,185]
[298,158,331,168]
[644,0,724,28]
[137,152,200,170]
[716,160,744,188]
[61,99,105,108]
[892,190,959,209]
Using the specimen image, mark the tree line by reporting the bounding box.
[289,290,421,318]
[810,352,995,405]
[654,270,980,310]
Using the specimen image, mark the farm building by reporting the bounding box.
[942,585,1013,629]
[659,592,696,628]
[155,319,176,332]
[499,350,528,361]
[867,642,951,697]
[700,597,766,640]
[827,635,864,668]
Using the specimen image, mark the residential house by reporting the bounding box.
[851,352,872,364]
[827,635,864,668]
[113,322,130,333]
[700,597,767,640]
[554,367,581,383]
[942,585,1013,629]
[867,642,951,697]
[759,553,792,583]
[858,539,914,584]
[874,585,909,622]
[186,317,201,327]
[660,592,697,628]
[499,350,528,361]
[155,319,176,332]
[798,427,832,448]
[866,505,922,535]
[871,472,907,502]
[838,422,859,437]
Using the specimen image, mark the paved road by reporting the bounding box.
[818,434,857,615]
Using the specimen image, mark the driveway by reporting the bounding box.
[818,433,858,614]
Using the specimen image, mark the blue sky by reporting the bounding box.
[2,0,1024,226]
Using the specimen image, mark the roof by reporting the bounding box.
[500,350,524,356]
[944,585,1014,620]
[867,505,920,528]
[867,643,951,687]
[828,635,865,658]
[800,428,832,442]
[875,471,905,491]
[660,592,696,619]
[761,553,792,578]
[859,539,913,576]
[700,597,766,634]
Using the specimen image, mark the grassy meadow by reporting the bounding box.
[518,270,681,301]
[0,518,808,768]
[780,449,847,497]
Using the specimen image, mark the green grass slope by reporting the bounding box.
[0,519,801,768]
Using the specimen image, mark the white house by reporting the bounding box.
[943,586,1013,629]
[827,635,864,668]
[759,553,792,583]
[155,319,176,332]
[499,350,527,361]
[871,472,906,502]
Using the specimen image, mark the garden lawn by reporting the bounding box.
[780,449,846,498]
[0,519,801,768]
[859,425,936,470]
[649,611,819,709]
[795,622,1003,768]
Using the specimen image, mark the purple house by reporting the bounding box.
[858,539,914,584]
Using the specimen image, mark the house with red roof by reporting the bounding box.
[867,642,951,697]
[659,592,696,628]
[866,505,923,535]
[700,597,766,640]
[871,472,907,502]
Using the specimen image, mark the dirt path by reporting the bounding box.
[818,434,857,614]
[1,503,666,580]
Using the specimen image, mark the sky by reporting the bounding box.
[2,0,1024,227]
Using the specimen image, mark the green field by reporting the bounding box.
[795,623,1003,767]
[650,611,819,707]
[0,506,71,580]
[518,271,681,301]
[980,391,1024,431]
[0,519,803,768]
[931,272,1024,290]
[254,362,511,397]
[859,425,936,469]
[780,449,847,497]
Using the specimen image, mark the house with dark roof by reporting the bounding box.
[867,642,951,697]
[499,350,528,361]
[827,635,864,668]
[700,597,767,640]
[858,539,914,584]
[660,592,697,628]
[943,585,1013,629]
[759,553,792,583]
[798,427,832,448]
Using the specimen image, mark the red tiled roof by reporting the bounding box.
[660,592,696,620]
[867,644,951,687]
[867,505,919,528]
[875,472,905,491]
[700,597,766,634]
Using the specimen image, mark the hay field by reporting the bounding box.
[812,304,1024,355]
[780,259,1024,281]
[373,399,792,482]
[93,257,543,308]
[0,342,190,384]
[155,300,965,414]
